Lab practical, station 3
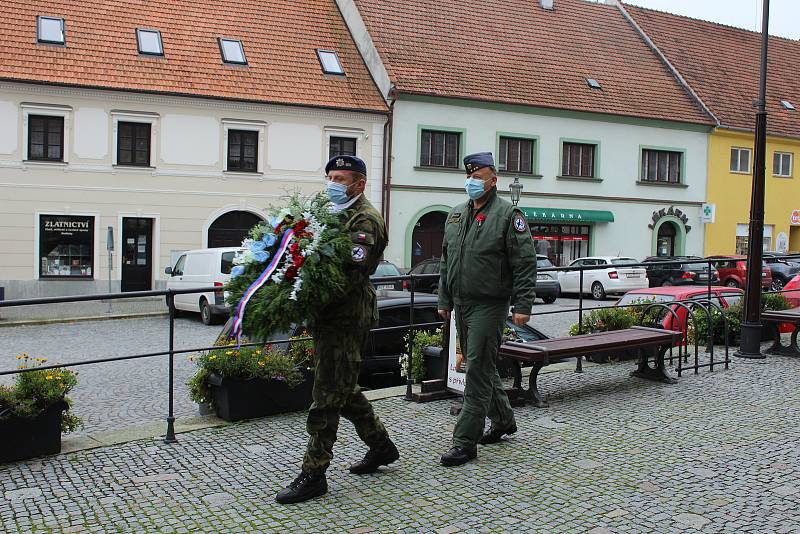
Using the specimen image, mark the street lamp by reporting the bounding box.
[509,176,523,206]
[737,0,770,359]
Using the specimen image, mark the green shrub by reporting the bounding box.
[568,306,637,336]
[401,327,443,382]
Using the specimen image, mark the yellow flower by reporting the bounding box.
[45,375,53,381]
[257,361,265,367]
[225,350,234,356]
[209,355,217,361]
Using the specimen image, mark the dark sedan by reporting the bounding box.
[643,256,719,287]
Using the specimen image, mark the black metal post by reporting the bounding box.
[164,290,177,443]
[576,267,584,373]
[404,275,415,400]
[737,0,770,360]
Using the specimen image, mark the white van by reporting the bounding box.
[165,247,243,324]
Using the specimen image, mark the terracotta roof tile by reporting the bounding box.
[353,0,712,125]
[626,4,800,138]
[0,0,387,113]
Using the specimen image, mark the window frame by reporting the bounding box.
[136,28,164,56]
[773,151,793,177]
[417,126,465,170]
[36,212,98,280]
[226,129,259,173]
[316,49,345,75]
[222,119,266,175]
[27,114,65,162]
[116,121,152,167]
[111,111,158,168]
[559,138,600,179]
[329,136,358,159]
[496,133,538,175]
[638,145,687,185]
[730,147,751,174]
[218,38,247,65]
[37,16,65,45]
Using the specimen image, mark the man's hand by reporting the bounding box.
[512,313,530,326]
[438,309,452,321]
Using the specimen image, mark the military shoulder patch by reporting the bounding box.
[351,245,367,263]
[447,212,463,224]
[512,213,528,233]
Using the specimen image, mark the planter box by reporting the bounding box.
[423,345,445,381]
[0,401,67,464]
[208,368,314,422]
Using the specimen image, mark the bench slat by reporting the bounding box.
[762,307,800,323]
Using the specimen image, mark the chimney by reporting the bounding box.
[540,0,554,9]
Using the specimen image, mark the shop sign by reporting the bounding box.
[701,203,716,224]
[446,315,466,394]
[648,206,692,233]
[791,210,800,225]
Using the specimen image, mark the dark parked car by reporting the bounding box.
[643,256,719,287]
[406,255,558,304]
[404,257,440,294]
[370,260,404,291]
[762,253,800,290]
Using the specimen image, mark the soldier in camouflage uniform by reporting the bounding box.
[276,155,399,505]
[438,152,537,467]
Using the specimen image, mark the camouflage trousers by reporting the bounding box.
[452,301,516,448]
[301,323,390,475]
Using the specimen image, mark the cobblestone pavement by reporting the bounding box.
[0,296,603,437]
[2,343,799,532]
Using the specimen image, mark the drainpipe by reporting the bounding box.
[382,89,397,230]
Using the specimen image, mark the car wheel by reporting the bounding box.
[725,279,739,288]
[661,280,673,287]
[542,295,557,304]
[771,278,785,291]
[591,282,606,300]
[200,299,214,325]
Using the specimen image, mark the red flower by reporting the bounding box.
[294,220,308,232]
[475,214,486,225]
[293,255,306,268]
[285,265,298,280]
[289,243,299,254]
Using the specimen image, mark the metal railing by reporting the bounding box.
[1,254,798,441]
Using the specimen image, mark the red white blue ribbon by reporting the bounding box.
[231,228,295,345]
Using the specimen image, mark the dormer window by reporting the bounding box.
[136,29,163,56]
[317,50,344,75]
[219,39,247,65]
[37,16,65,45]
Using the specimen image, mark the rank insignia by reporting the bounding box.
[352,245,367,263]
[447,212,462,224]
[512,214,527,233]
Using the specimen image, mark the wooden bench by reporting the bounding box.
[762,307,800,356]
[498,326,682,408]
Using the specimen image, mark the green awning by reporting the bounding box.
[519,207,614,223]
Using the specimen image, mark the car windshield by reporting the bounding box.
[372,262,401,277]
[536,257,554,268]
[611,258,638,266]
[617,293,676,306]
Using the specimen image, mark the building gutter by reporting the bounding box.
[382,92,396,226]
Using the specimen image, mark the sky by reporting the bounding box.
[623,0,800,40]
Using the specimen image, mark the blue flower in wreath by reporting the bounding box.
[269,215,282,228]
[231,265,246,278]
[262,233,277,248]
[247,240,267,252]
[253,250,270,263]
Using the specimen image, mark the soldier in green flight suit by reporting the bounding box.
[438,152,537,467]
[276,155,399,504]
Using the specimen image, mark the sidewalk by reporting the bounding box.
[0,297,167,327]
[2,352,800,533]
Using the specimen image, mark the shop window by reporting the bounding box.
[117,122,151,166]
[641,149,682,183]
[39,215,94,279]
[227,130,258,172]
[531,224,590,266]
[499,136,534,174]
[329,136,357,158]
[420,130,460,168]
[28,115,64,161]
[735,223,772,255]
[562,142,595,178]
[730,147,751,173]
[773,152,793,177]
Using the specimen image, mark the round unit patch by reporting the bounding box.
[352,245,367,263]
[512,214,527,233]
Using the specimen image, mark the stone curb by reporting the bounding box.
[0,311,168,328]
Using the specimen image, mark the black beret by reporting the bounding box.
[463,152,495,174]
[325,155,367,176]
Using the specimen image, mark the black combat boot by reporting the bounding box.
[348,440,400,474]
[440,445,477,467]
[275,472,328,504]
[478,422,518,445]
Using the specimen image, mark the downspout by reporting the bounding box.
[382,89,397,230]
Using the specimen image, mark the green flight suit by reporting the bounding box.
[438,187,537,448]
[302,194,391,475]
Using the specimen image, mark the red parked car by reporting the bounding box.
[783,273,800,308]
[616,286,744,337]
[706,255,772,290]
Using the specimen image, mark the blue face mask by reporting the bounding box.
[464,177,487,200]
[326,181,351,205]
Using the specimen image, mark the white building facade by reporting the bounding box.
[0,82,386,297]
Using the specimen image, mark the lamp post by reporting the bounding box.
[737,0,770,359]
[509,176,523,206]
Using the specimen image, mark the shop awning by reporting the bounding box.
[519,207,615,223]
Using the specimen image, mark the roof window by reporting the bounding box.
[781,100,796,111]
[37,16,65,44]
[317,50,344,75]
[137,29,163,56]
[586,78,602,90]
[219,39,247,65]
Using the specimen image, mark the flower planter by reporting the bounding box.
[423,345,446,381]
[208,368,314,422]
[0,401,67,464]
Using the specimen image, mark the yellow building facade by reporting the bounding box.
[705,129,800,256]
